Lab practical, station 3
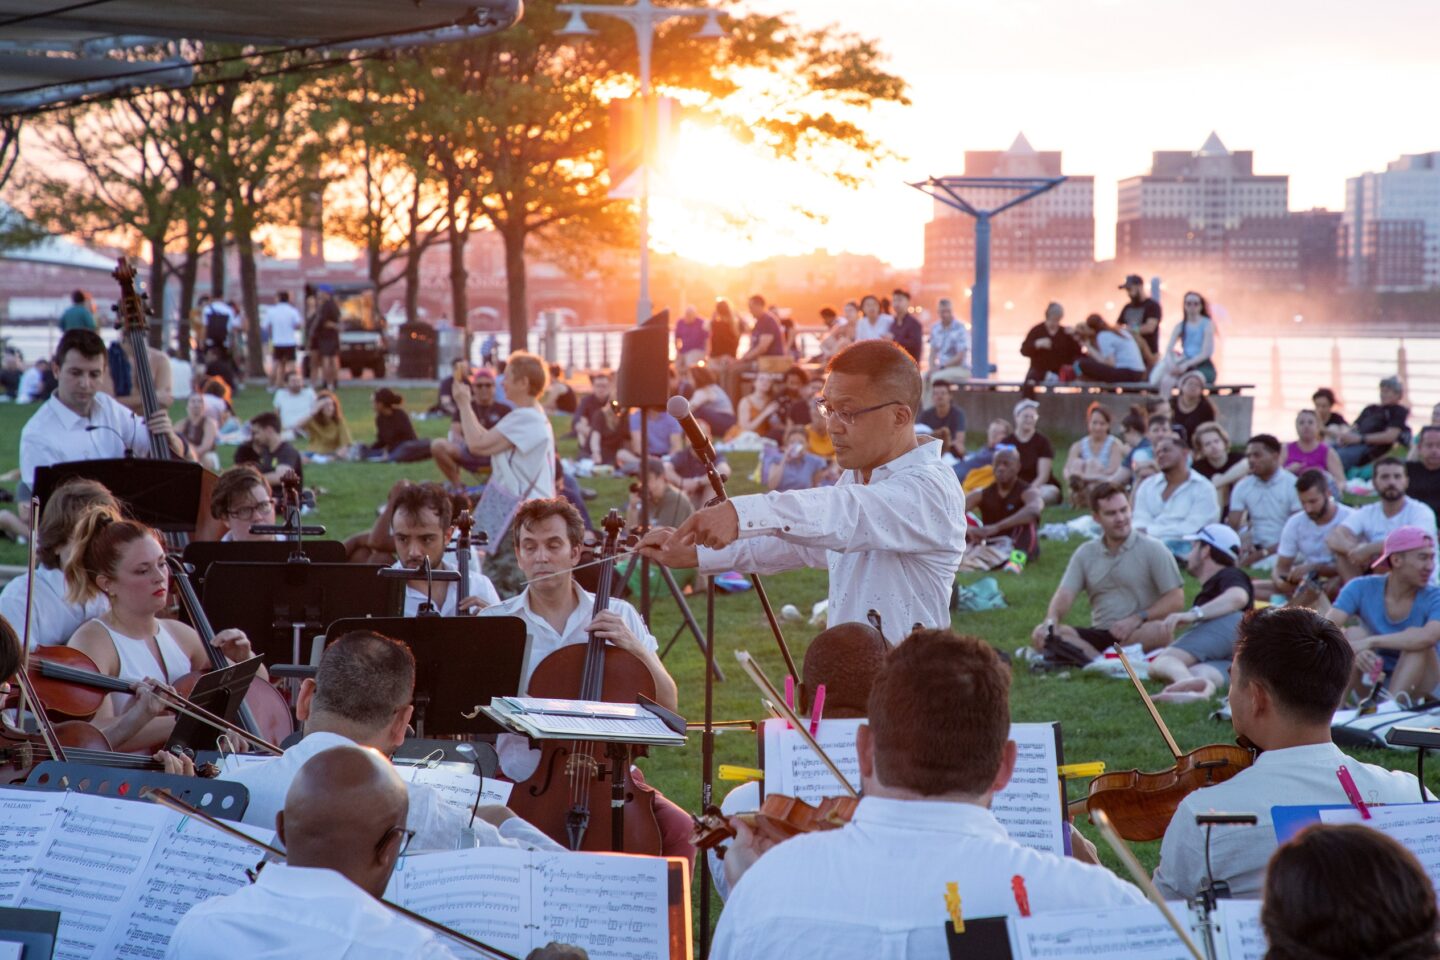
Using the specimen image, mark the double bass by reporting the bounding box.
[508,510,663,853]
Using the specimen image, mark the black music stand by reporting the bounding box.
[181,540,347,588]
[0,906,60,960]
[164,656,264,752]
[327,616,528,738]
[202,562,400,666]
[33,459,204,533]
[25,763,250,821]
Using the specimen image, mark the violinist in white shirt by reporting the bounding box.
[640,340,966,644]
[387,482,499,616]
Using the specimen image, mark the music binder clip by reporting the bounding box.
[1011,875,1031,917]
[944,882,963,933]
[718,765,764,783]
[1337,765,1371,819]
[809,684,826,738]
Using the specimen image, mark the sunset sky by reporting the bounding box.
[649,0,1440,268]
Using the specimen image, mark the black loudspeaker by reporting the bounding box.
[615,309,670,409]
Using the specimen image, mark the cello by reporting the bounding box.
[508,509,663,853]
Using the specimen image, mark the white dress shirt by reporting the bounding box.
[710,796,1143,960]
[0,564,108,649]
[165,863,464,960]
[225,732,560,853]
[391,557,501,617]
[1132,469,1221,542]
[19,391,152,488]
[1229,469,1302,547]
[1153,742,1428,901]
[853,313,894,341]
[698,440,966,643]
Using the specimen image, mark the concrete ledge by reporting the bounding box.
[949,383,1255,444]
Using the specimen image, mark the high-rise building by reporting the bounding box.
[920,133,1094,293]
[1343,152,1440,291]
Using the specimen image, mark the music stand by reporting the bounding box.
[165,656,264,752]
[0,906,60,960]
[202,562,400,666]
[33,459,204,533]
[181,540,347,588]
[327,616,528,738]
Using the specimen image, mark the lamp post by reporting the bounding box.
[558,0,724,323]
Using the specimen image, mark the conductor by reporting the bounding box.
[640,340,966,642]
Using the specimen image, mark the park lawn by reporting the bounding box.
[0,385,1424,894]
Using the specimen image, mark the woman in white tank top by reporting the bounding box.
[66,515,263,753]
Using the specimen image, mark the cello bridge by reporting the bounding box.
[565,753,600,779]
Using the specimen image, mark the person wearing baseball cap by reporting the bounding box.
[1115,273,1162,364]
[1323,525,1440,702]
[1003,398,1060,504]
[1146,523,1256,703]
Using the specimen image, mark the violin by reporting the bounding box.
[1081,644,1254,842]
[507,509,663,853]
[691,793,860,850]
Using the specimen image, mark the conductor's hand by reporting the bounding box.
[673,502,740,552]
[213,628,254,663]
[146,409,175,437]
[587,611,645,659]
[638,527,697,569]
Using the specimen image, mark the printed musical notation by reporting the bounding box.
[1321,803,1440,892]
[991,723,1067,857]
[386,848,532,960]
[1214,898,1264,960]
[762,717,863,801]
[396,764,514,818]
[0,791,63,905]
[1009,904,1200,960]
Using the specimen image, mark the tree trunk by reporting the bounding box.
[445,177,470,351]
[177,241,199,361]
[146,236,167,351]
[210,218,226,298]
[403,186,423,324]
[502,225,529,351]
[233,200,264,379]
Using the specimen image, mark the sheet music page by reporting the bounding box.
[385,847,533,960]
[396,765,515,817]
[102,816,276,960]
[761,717,862,801]
[1320,803,1440,884]
[991,722,1067,857]
[0,788,64,905]
[11,793,171,960]
[532,852,670,960]
[0,943,21,960]
[1213,898,1265,960]
[1007,903,1201,960]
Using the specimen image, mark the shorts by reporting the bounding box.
[272,345,296,362]
[1172,611,1244,679]
[314,333,340,357]
[453,443,491,472]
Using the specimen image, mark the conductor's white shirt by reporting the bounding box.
[165,863,464,960]
[698,439,965,643]
[19,391,153,488]
[709,796,1144,960]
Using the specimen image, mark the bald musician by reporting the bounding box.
[167,745,467,959]
[640,341,966,643]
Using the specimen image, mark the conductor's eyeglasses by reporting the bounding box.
[815,397,904,427]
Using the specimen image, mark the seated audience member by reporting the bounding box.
[763,425,832,492]
[428,358,468,419]
[1118,410,1172,487]
[1152,292,1216,394]
[234,411,304,493]
[272,371,317,438]
[587,401,631,467]
[1285,408,1346,490]
[1191,421,1249,513]
[210,465,279,543]
[1407,426,1440,521]
[432,367,511,488]
[1076,313,1146,383]
[618,408,683,474]
[1030,483,1184,664]
[953,419,1011,486]
[628,457,693,531]
[927,297,970,384]
[1311,386,1348,444]
[804,399,835,458]
[1004,399,1060,504]
[777,364,816,429]
[572,370,612,448]
[889,289,923,364]
[1018,302,1081,383]
[178,393,221,471]
[225,630,538,852]
[1322,526,1440,702]
[965,448,1044,561]
[1168,370,1217,444]
[815,305,851,362]
[917,381,966,458]
[1152,607,1426,902]
[357,388,424,462]
[1335,375,1410,471]
[296,389,352,457]
[0,479,118,648]
[1263,469,1353,601]
[665,418,731,508]
[389,483,499,616]
[687,364,736,437]
[1132,433,1221,557]
[1261,824,1440,960]
[543,363,577,414]
[736,373,786,442]
[1226,434,1302,569]
[851,293,893,342]
[1327,457,1439,584]
[1411,402,1440,459]
[674,306,709,370]
[1062,403,1127,508]
[710,630,1142,959]
[1146,524,1254,703]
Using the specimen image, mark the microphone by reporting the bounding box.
[667,395,716,465]
[86,424,135,457]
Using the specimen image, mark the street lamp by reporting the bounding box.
[556,0,724,323]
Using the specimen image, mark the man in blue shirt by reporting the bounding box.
[58,290,96,331]
[618,408,683,474]
[741,294,785,363]
[1323,525,1440,704]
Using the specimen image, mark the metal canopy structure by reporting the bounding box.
[909,174,1066,379]
[0,0,522,113]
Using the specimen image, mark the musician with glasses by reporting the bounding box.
[209,465,281,543]
[640,340,967,644]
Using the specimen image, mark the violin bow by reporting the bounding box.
[141,788,522,960]
[1111,643,1184,760]
[735,650,859,799]
[1091,809,1205,960]
[14,498,65,763]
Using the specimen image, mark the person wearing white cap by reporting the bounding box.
[1147,523,1254,703]
[1317,525,1440,703]
[1003,398,1060,505]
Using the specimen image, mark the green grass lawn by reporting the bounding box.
[0,384,1425,900]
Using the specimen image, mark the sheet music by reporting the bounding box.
[11,794,171,960]
[991,723,1067,857]
[396,765,514,817]
[0,789,63,905]
[1214,898,1265,960]
[1008,903,1200,960]
[1321,803,1440,885]
[762,717,862,801]
[385,848,532,960]
[533,852,670,960]
[0,943,21,960]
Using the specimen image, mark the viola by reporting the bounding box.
[691,793,861,851]
[507,509,663,853]
[1081,645,1254,842]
